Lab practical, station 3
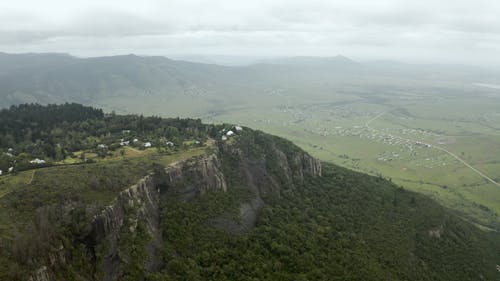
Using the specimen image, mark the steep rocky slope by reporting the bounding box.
[2,126,499,281]
[25,129,322,281]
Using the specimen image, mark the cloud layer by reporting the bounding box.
[0,0,499,64]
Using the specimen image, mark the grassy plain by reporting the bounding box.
[183,84,500,229]
[88,70,500,229]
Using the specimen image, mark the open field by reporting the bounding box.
[32,55,498,229]
[185,83,500,229]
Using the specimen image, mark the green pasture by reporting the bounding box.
[204,90,500,229]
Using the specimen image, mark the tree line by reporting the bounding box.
[0,103,213,172]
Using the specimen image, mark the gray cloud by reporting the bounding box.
[0,0,499,65]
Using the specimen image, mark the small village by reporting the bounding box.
[0,130,199,176]
[251,103,464,172]
[0,124,246,177]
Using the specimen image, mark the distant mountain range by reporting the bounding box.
[0,52,230,108]
[0,52,499,113]
[256,55,358,66]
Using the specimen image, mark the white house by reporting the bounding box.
[133,138,139,143]
[226,130,235,136]
[144,142,152,148]
[120,141,130,146]
[97,144,107,149]
[30,158,46,164]
[235,126,243,131]
[166,141,174,147]
[0,170,2,176]
[221,135,228,141]
[8,167,13,172]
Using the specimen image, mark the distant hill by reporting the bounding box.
[257,54,358,66]
[2,52,499,112]
[0,52,76,74]
[0,53,235,108]
[0,53,367,116]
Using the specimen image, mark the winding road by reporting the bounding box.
[366,111,500,187]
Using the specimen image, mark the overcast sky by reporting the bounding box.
[0,0,499,65]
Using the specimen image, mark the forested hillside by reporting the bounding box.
[0,104,499,281]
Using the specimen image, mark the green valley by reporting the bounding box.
[12,53,491,231]
[202,89,500,230]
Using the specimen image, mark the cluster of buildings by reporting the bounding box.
[30,158,46,164]
[100,137,176,150]
[221,126,243,141]
[1,148,48,176]
[415,141,432,148]
[1,149,16,176]
[0,166,15,176]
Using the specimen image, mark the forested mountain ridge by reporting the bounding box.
[0,104,499,280]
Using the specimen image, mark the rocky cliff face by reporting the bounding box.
[88,176,158,247]
[220,134,322,198]
[164,154,227,202]
[86,175,161,281]
[84,154,230,281]
[214,135,322,233]
[28,266,50,281]
[29,134,322,281]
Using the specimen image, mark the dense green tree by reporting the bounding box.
[0,103,211,172]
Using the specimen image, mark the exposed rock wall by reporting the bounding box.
[84,154,229,281]
[88,176,158,244]
[87,176,161,281]
[28,141,322,280]
[216,138,322,233]
[28,266,50,281]
[164,154,227,201]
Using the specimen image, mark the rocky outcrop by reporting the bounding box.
[295,152,322,178]
[28,266,50,281]
[222,138,322,196]
[428,225,444,238]
[84,154,229,281]
[87,176,161,281]
[28,176,161,281]
[89,176,158,244]
[214,135,322,233]
[27,134,322,280]
[164,154,227,201]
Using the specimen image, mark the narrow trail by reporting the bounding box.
[366,111,500,188]
[0,170,36,199]
[365,111,387,127]
[28,170,36,185]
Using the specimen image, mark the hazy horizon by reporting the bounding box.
[3,51,500,70]
[1,0,499,66]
